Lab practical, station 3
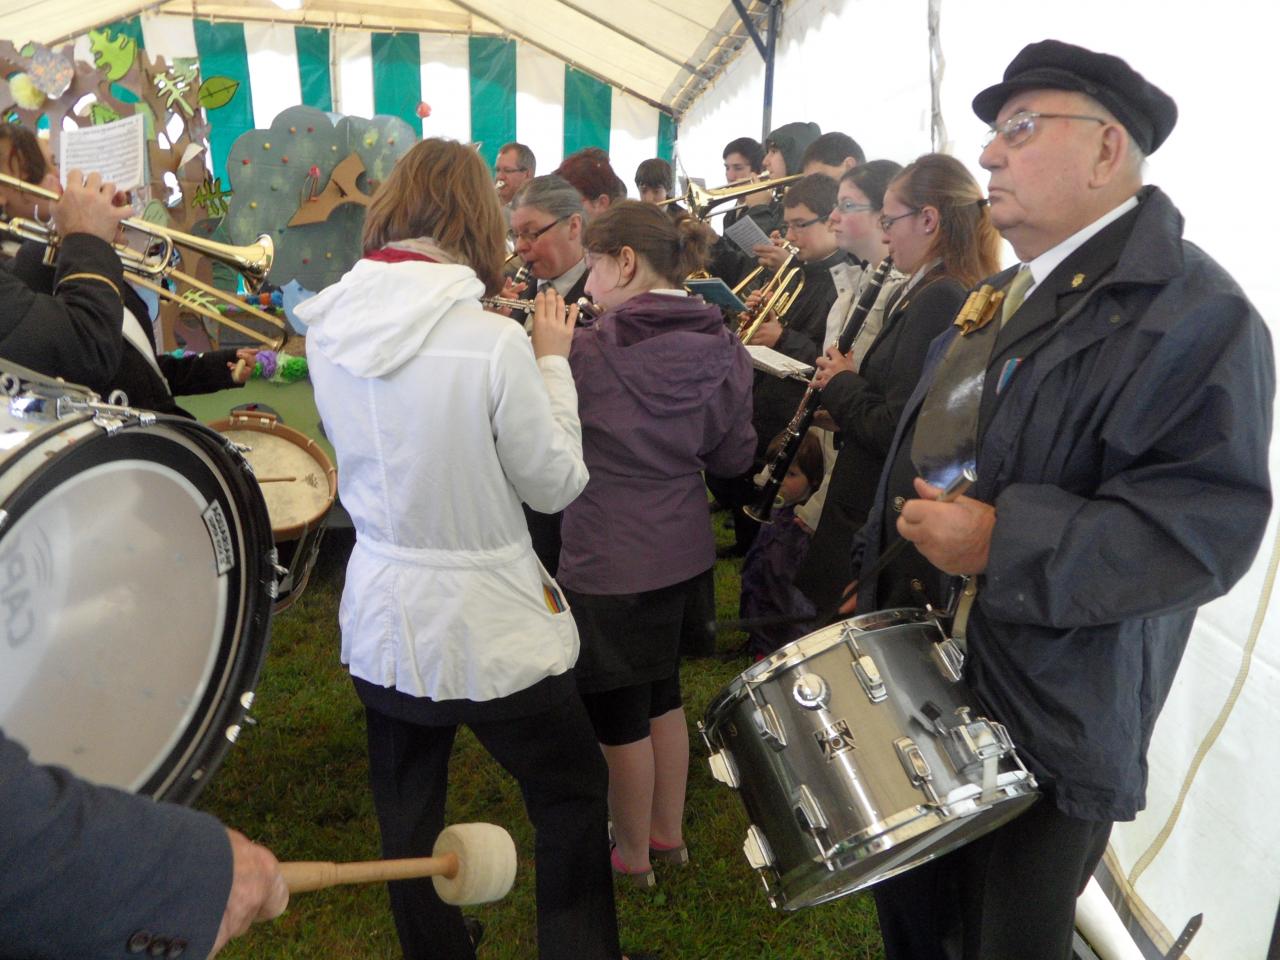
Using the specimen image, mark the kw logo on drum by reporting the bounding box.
[1,531,50,649]
[815,719,856,759]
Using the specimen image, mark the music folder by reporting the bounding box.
[686,277,747,313]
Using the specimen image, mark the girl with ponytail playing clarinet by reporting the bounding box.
[556,201,756,887]
[795,153,1002,611]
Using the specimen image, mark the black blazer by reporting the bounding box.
[794,271,966,608]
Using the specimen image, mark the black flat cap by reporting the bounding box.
[973,39,1177,154]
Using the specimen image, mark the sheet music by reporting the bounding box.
[59,114,146,192]
[745,345,814,380]
[724,214,772,257]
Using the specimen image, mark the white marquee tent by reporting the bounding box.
[1,1,1276,958]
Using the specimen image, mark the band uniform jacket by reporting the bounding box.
[852,186,1274,821]
[9,240,242,416]
[0,233,124,387]
[795,268,964,609]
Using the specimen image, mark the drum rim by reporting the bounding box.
[703,608,939,728]
[207,412,338,539]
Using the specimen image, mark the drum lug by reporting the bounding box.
[931,639,965,682]
[791,783,829,833]
[852,654,887,703]
[743,823,775,870]
[751,702,788,749]
[707,749,741,789]
[894,737,941,806]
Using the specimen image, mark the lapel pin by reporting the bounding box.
[1071,272,1086,288]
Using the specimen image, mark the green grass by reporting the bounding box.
[199,516,885,959]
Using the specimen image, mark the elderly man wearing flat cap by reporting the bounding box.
[843,39,1275,960]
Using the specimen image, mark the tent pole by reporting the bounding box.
[729,0,783,143]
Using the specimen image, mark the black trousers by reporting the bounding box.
[363,694,620,960]
[872,797,1112,960]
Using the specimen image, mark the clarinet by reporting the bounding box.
[744,256,894,523]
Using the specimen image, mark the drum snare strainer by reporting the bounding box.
[700,608,1038,910]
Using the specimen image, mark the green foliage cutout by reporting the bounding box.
[87,28,137,82]
[193,177,233,217]
[88,102,122,125]
[198,77,240,111]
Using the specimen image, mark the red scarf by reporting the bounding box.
[363,247,439,265]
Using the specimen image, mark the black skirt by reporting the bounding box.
[565,568,712,695]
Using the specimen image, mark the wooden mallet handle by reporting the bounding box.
[281,852,459,893]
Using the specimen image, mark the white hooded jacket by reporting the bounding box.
[297,242,588,702]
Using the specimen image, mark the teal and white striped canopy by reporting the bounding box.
[63,15,677,190]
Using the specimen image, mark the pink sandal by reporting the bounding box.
[648,837,689,865]
[610,846,656,888]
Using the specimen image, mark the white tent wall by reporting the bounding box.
[681,2,1280,958]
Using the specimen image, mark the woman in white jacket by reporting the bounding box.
[298,139,624,960]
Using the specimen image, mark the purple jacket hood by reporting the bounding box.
[572,292,739,416]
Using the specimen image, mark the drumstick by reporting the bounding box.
[281,853,458,893]
[280,823,517,905]
[233,357,248,381]
[254,476,298,483]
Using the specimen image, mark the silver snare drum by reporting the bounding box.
[0,383,275,803]
[700,608,1038,910]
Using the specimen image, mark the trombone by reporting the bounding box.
[0,173,287,349]
[661,173,804,221]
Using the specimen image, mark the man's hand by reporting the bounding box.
[53,170,131,243]
[836,580,859,616]
[897,476,995,575]
[747,317,783,348]
[530,287,577,359]
[211,829,288,956]
[813,343,854,389]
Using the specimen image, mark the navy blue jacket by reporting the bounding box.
[854,187,1275,821]
[0,731,231,958]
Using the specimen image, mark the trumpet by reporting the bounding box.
[660,173,804,221]
[0,173,286,349]
[736,243,804,344]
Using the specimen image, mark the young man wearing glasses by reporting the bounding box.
[851,40,1274,960]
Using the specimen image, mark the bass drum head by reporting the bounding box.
[0,418,274,804]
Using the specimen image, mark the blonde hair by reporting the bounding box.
[361,139,506,296]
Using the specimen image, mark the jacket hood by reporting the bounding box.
[766,121,822,175]
[579,293,741,416]
[295,257,484,378]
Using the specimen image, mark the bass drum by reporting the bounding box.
[0,389,275,804]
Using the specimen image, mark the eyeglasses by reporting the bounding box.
[878,209,919,231]
[784,215,827,233]
[835,199,876,214]
[496,165,527,176]
[983,111,1107,149]
[509,215,568,246]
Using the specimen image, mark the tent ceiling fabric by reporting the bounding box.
[1,0,773,115]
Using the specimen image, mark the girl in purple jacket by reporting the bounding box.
[557,201,756,886]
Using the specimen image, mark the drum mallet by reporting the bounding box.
[279,822,517,905]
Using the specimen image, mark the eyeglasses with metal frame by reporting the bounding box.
[983,111,1108,149]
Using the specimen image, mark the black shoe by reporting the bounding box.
[463,916,484,950]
